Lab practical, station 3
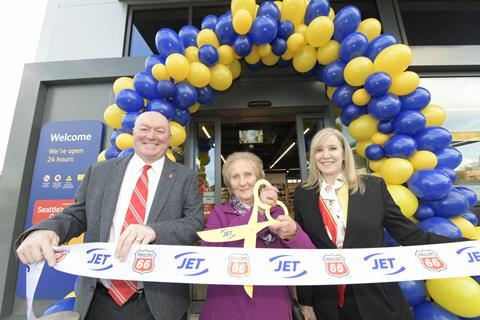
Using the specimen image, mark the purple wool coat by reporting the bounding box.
[199,202,315,320]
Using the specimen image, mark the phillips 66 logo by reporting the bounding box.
[54,248,70,263]
[323,254,349,277]
[415,250,446,272]
[132,250,156,274]
[228,253,250,278]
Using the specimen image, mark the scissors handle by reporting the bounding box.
[252,179,289,223]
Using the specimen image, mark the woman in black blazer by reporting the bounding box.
[294,128,460,320]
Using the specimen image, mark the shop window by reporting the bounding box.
[331,0,379,19]
[192,4,230,29]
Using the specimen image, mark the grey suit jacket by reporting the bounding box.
[17,155,204,320]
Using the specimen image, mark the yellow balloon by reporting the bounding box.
[474,227,480,240]
[355,140,373,158]
[152,63,170,81]
[344,57,374,87]
[451,217,477,239]
[274,1,282,11]
[64,291,76,299]
[189,103,201,113]
[197,29,220,48]
[198,152,211,166]
[258,44,272,58]
[371,132,389,146]
[380,158,414,185]
[306,16,334,48]
[262,53,280,66]
[369,158,385,172]
[326,86,337,100]
[185,46,199,63]
[357,18,382,42]
[166,149,176,162]
[386,184,418,217]
[227,60,242,79]
[187,62,211,88]
[389,71,419,96]
[209,64,233,91]
[293,45,317,72]
[349,114,379,141]
[165,53,190,81]
[116,133,134,151]
[113,77,134,95]
[245,45,261,64]
[281,0,307,26]
[328,8,335,20]
[97,150,107,162]
[217,45,235,65]
[421,104,446,127]
[295,24,308,37]
[104,104,126,129]
[233,9,253,35]
[409,150,438,170]
[231,0,256,17]
[169,121,186,147]
[287,33,306,52]
[281,49,295,60]
[316,40,340,65]
[352,88,371,106]
[426,277,480,318]
[373,44,412,77]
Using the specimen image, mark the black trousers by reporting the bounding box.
[338,286,362,320]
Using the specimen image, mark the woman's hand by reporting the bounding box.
[269,215,298,240]
[300,305,317,320]
[259,185,278,207]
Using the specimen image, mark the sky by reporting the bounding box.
[0,1,48,174]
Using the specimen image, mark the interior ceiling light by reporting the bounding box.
[202,126,211,139]
[269,127,312,169]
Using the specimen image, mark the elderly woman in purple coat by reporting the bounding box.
[200,152,315,320]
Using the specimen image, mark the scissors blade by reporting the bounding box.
[197,225,251,242]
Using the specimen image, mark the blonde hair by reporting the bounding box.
[303,128,364,194]
[222,152,265,192]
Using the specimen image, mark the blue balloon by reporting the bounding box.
[156,80,176,99]
[305,0,330,25]
[367,93,402,121]
[110,129,124,146]
[414,301,460,320]
[323,60,346,87]
[343,103,366,120]
[118,148,134,158]
[105,146,121,159]
[173,82,197,109]
[426,189,470,218]
[172,107,191,126]
[365,144,385,160]
[340,113,352,126]
[384,134,417,158]
[43,298,75,316]
[339,32,368,62]
[201,14,218,30]
[435,147,462,169]
[272,37,287,56]
[364,72,392,97]
[378,121,394,134]
[199,138,213,152]
[121,111,141,133]
[257,1,281,24]
[278,20,295,40]
[400,87,431,111]
[332,84,356,108]
[215,12,237,45]
[414,203,436,220]
[454,186,478,208]
[179,25,199,48]
[155,28,185,60]
[462,210,478,226]
[407,169,452,200]
[333,6,361,42]
[233,35,253,56]
[145,99,174,119]
[133,72,159,100]
[198,44,219,66]
[384,230,398,247]
[365,34,397,61]
[398,280,426,307]
[144,55,164,73]
[196,86,214,104]
[414,127,452,152]
[417,217,462,239]
[246,61,264,71]
[249,15,278,45]
[393,111,426,136]
[116,89,144,112]
[277,58,291,67]
[438,167,457,183]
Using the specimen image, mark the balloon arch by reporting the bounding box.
[91,0,480,319]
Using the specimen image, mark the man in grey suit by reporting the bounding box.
[16,111,204,320]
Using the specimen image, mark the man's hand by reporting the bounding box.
[115,225,156,262]
[16,230,60,267]
[269,215,298,240]
[300,305,317,320]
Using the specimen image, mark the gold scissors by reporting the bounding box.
[197,179,289,298]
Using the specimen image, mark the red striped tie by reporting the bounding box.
[109,164,151,306]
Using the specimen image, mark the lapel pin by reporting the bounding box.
[168,173,173,179]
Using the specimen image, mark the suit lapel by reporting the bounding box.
[305,188,336,249]
[147,158,177,223]
[343,189,361,248]
[99,156,131,242]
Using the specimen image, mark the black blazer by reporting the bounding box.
[294,175,455,320]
